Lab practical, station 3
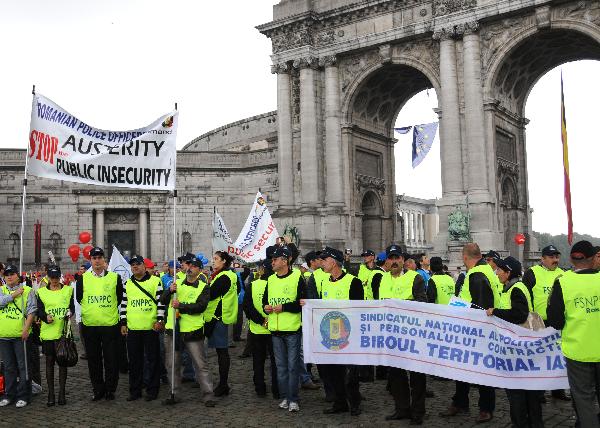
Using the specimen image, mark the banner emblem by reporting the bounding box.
[320,311,351,351]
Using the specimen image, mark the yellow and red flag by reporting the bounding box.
[561,72,573,245]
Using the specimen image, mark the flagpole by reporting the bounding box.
[170,102,178,401]
[19,85,36,381]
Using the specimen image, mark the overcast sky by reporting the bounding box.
[1,1,597,237]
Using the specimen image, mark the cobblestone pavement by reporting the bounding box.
[1,329,578,428]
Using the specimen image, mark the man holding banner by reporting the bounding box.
[318,247,364,417]
[76,247,124,401]
[485,256,543,428]
[441,243,498,423]
[379,245,427,424]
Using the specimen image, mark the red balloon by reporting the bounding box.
[83,245,94,260]
[514,233,526,245]
[68,244,81,261]
[79,231,92,244]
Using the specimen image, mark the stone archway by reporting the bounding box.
[259,0,600,260]
[343,60,439,251]
[484,17,600,260]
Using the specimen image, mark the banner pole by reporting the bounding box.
[170,102,178,401]
[19,86,36,381]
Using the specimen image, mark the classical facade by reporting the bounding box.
[3,0,600,269]
[257,0,600,265]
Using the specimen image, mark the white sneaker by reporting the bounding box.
[288,401,300,412]
[15,400,28,408]
[278,399,289,409]
[0,399,10,407]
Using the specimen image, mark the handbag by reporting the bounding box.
[55,319,78,367]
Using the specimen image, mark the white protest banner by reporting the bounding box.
[212,209,233,253]
[303,299,568,390]
[28,94,177,190]
[230,192,279,263]
[108,245,132,283]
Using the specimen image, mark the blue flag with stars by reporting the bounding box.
[412,122,438,168]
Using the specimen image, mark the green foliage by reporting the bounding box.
[533,231,600,258]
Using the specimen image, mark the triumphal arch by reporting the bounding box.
[258,0,600,261]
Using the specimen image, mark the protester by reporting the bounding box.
[205,251,239,396]
[416,254,431,286]
[357,250,376,285]
[263,246,305,412]
[120,256,165,401]
[36,265,74,406]
[380,245,427,424]
[486,256,543,428]
[546,241,600,428]
[160,256,215,407]
[426,256,455,304]
[522,244,570,402]
[0,265,36,408]
[441,243,499,423]
[318,247,364,416]
[243,259,279,398]
[76,247,123,401]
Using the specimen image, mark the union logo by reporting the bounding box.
[320,311,351,351]
[162,116,174,128]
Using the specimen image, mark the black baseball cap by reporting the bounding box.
[361,250,375,257]
[304,251,318,264]
[89,247,104,257]
[484,250,501,261]
[187,257,203,268]
[496,256,522,274]
[318,247,344,263]
[541,245,561,256]
[129,255,145,265]
[47,265,61,278]
[4,265,18,276]
[271,246,292,259]
[386,244,403,257]
[265,245,278,259]
[570,240,599,260]
[178,252,195,263]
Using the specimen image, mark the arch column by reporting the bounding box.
[462,22,488,193]
[273,62,294,208]
[295,56,319,207]
[321,55,344,206]
[95,208,104,249]
[435,30,464,196]
[139,208,148,257]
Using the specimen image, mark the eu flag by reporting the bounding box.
[412,122,438,168]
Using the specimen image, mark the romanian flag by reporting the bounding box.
[561,72,574,245]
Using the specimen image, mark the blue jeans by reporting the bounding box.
[0,339,31,402]
[272,333,301,403]
[297,338,311,385]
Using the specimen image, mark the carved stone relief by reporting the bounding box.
[433,0,477,17]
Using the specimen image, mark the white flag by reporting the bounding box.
[212,209,233,253]
[28,94,177,190]
[108,245,132,282]
[231,192,279,263]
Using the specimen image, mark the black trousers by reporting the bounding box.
[233,304,244,341]
[506,389,544,428]
[127,330,160,398]
[322,364,361,410]
[82,324,120,395]
[250,332,278,395]
[389,367,426,418]
[452,380,495,413]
